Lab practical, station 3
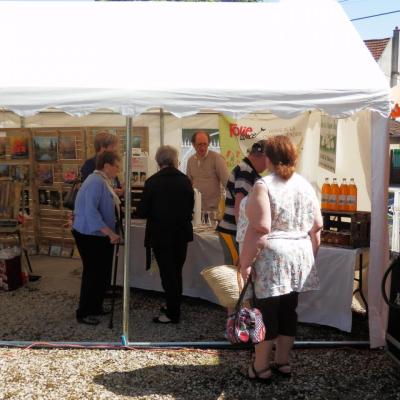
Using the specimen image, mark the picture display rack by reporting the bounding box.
[0,128,36,251]
[0,126,150,256]
[32,127,85,256]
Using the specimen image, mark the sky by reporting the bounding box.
[338,0,400,40]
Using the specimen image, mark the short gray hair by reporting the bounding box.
[155,145,179,168]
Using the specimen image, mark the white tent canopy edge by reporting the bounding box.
[0,0,391,348]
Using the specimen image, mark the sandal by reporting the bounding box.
[246,364,272,384]
[152,315,179,324]
[271,362,291,377]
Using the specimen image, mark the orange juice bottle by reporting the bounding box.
[348,178,357,212]
[338,178,349,211]
[329,178,340,211]
[321,178,331,210]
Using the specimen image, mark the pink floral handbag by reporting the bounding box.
[226,274,266,345]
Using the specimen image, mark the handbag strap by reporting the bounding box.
[234,275,253,313]
[233,249,261,313]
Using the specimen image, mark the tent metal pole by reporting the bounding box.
[0,340,371,350]
[160,108,164,146]
[122,116,133,343]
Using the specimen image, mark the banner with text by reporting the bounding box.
[318,115,337,173]
[219,113,310,171]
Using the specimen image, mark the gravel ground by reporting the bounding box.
[0,282,369,343]
[0,347,399,399]
[0,256,399,399]
[0,256,369,343]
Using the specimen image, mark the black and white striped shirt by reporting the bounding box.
[217,157,261,235]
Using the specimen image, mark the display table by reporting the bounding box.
[118,221,368,332]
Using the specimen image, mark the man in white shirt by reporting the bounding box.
[186,131,229,211]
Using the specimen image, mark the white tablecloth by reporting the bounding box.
[118,222,367,332]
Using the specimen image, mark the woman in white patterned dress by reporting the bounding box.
[239,135,322,383]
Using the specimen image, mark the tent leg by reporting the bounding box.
[122,116,133,342]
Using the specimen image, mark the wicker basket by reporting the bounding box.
[201,264,242,307]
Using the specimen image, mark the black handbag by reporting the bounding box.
[63,180,81,210]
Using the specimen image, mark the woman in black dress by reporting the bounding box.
[138,145,194,323]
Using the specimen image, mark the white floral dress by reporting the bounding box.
[236,172,320,299]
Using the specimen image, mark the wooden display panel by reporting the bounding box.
[32,128,85,250]
[0,128,35,248]
[1,125,150,252]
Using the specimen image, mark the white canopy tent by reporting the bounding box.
[0,0,390,348]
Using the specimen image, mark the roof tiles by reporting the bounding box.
[364,38,390,61]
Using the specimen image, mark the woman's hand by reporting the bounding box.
[239,261,252,282]
[109,232,120,244]
[114,187,125,197]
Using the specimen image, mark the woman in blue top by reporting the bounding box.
[72,151,121,325]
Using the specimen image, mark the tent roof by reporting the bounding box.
[0,0,390,118]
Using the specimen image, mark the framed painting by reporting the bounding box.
[34,136,58,162]
[10,136,29,160]
[59,136,77,160]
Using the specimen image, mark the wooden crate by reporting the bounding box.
[321,210,371,248]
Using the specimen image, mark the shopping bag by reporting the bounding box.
[63,180,81,210]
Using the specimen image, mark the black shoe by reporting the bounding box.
[77,316,100,325]
[93,306,111,316]
[160,306,168,314]
[104,291,122,299]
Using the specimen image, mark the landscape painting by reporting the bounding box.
[34,136,58,161]
[0,164,10,178]
[59,136,77,160]
[37,164,54,185]
[11,165,29,185]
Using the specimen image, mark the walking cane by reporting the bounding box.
[108,242,120,329]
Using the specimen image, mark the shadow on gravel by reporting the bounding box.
[94,349,400,400]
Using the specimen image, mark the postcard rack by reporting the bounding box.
[0,126,149,257]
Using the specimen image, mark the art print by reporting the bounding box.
[38,189,50,205]
[27,245,38,256]
[37,164,54,185]
[49,245,62,257]
[61,247,73,258]
[132,171,140,185]
[62,164,79,184]
[0,136,6,159]
[39,245,49,255]
[11,165,29,185]
[10,136,29,159]
[20,189,30,214]
[0,164,10,178]
[49,191,61,209]
[34,136,58,162]
[59,136,77,160]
